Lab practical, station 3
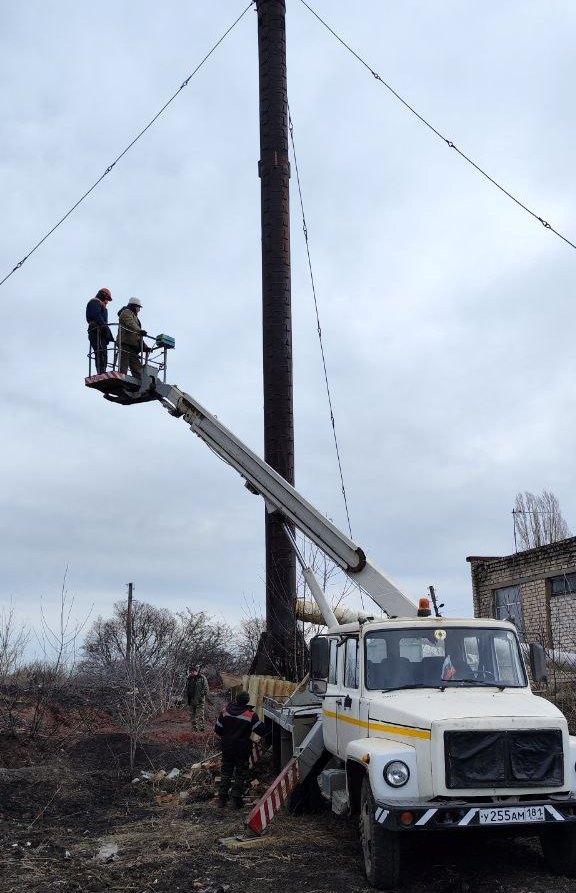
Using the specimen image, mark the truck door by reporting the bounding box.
[322,638,339,754]
[336,636,366,758]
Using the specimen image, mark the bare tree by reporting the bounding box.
[36,569,91,676]
[108,659,175,771]
[82,601,236,694]
[0,603,30,735]
[83,599,177,668]
[233,616,267,673]
[80,604,237,770]
[514,490,571,551]
[172,609,235,673]
[0,603,29,680]
[1,574,91,744]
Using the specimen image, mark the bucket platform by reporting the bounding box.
[85,326,175,405]
[84,371,158,404]
[85,371,140,394]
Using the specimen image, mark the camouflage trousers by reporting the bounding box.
[118,345,143,377]
[219,752,249,802]
[188,700,205,731]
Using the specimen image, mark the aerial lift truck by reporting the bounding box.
[87,348,576,890]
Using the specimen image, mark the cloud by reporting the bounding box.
[2,1,575,649]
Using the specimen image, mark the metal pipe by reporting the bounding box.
[282,523,339,628]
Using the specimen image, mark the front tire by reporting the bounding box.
[540,825,576,877]
[359,776,401,890]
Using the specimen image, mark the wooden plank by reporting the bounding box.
[219,834,277,850]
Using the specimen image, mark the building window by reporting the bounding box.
[494,585,524,635]
[550,572,576,596]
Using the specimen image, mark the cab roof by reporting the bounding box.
[324,616,517,636]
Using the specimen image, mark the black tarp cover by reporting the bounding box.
[445,729,563,789]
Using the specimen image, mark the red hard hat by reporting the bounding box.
[97,287,112,300]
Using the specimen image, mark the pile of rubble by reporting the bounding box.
[132,759,265,808]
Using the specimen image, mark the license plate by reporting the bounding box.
[478,805,546,825]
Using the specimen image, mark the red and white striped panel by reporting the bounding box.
[246,758,299,835]
[85,371,125,384]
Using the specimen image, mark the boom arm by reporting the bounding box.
[154,381,417,619]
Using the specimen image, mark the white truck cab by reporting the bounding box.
[311,614,576,889]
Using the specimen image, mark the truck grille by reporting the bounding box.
[444,729,564,789]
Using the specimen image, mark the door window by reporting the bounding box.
[493,633,524,684]
[344,638,359,688]
[328,639,338,684]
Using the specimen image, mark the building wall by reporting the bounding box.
[468,537,576,649]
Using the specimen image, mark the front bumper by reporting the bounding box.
[374,795,576,831]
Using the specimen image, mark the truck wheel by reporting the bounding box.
[540,825,576,877]
[359,776,401,890]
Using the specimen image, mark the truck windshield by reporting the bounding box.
[364,626,527,690]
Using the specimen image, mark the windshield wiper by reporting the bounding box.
[378,680,510,692]
[440,678,507,690]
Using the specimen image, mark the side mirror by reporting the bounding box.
[310,678,327,696]
[529,643,548,684]
[310,636,330,680]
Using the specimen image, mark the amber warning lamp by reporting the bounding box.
[417,598,432,617]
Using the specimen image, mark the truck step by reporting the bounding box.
[294,719,324,782]
[331,789,349,815]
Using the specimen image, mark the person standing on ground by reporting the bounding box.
[118,297,147,377]
[185,665,209,732]
[214,690,267,809]
[86,288,114,373]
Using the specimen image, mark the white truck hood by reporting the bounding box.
[367,689,570,798]
[368,688,565,731]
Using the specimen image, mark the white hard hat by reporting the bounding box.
[129,297,143,308]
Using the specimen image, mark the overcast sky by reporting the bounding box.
[2,1,575,653]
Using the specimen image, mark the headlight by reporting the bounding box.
[384,760,410,787]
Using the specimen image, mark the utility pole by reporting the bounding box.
[126,582,133,661]
[255,0,297,680]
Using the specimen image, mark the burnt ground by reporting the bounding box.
[1,710,576,893]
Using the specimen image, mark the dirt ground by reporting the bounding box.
[2,709,576,893]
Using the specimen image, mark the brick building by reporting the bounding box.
[467,537,576,650]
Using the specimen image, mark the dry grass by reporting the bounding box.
[2,694,576,893]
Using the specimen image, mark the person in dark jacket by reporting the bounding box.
[184,665,209,732]
[86,288,114,373]
[214,690,267,808]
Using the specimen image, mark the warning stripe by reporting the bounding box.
[415,808,437,826]
[246,758,299,835]
[375,807,390,824]
[85,371,125,383]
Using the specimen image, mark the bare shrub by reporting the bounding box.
[0,574,91,746]
[0,604,30,736]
